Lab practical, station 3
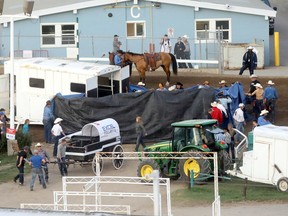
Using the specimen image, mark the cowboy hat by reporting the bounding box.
[176,82,183,86]
[211,101,218,107]
[250,74,258,78]
[35,143,42,147]
[247,46,253,50]
[54,117,63,124]
[183,35,189,38]
[219,80,226,84]
[260,109,269,116]
[254,83,263,88]
[239,103,245,107]
[267,80,275,85]
[137,82,145,86]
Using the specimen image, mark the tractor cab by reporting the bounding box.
[171,119,223,152]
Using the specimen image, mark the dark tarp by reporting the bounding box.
[54,87,215,143]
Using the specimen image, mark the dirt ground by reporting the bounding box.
[1,70,288,215]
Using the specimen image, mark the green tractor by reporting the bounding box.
[137,119,231,181]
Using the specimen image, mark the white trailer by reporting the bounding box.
[228,124,288,192]
[3,58,130,124]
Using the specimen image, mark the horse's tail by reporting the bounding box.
[169,53,178,75]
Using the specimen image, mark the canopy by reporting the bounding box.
[82,118,120,142]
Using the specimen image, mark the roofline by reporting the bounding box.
[0,0,276,24]
[146,0,276,17]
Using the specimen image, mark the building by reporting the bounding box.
[0,0,276,66]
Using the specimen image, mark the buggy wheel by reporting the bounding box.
[179,152,211,182]
[112,144,124,170]
[92,155,103,175]
[218,150,232,175]
[137,159,160,180]
[277,177,288,192]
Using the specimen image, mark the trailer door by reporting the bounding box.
[253,142,270,180]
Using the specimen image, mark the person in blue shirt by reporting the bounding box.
[114,50,124,66]
[42,100,54,143]
[263,80,278,123]
[257,109,271,126]
[22,119,30,135]
[28,149,47,191]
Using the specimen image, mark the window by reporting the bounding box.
[195,19,231,42]
[126,21,145,37]
[29,78,44,88]
[41,23,77,47]
[70,83,85,93]
[62,25,75,45]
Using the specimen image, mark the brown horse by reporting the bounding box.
[122,52,177,86]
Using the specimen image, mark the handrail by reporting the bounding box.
[232,128,248,159]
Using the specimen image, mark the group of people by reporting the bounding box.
[173,35,193,68]
[112,33,193,69]
[13,137,68,191]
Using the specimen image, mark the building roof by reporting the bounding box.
[4,58,121,76]
[0,0,276,23]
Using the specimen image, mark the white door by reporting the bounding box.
[0,74,10,111]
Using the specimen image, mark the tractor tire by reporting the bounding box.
[137,159,160,180]
[277,177,288,192]
[218,150,232,176]
[179,152,211,182]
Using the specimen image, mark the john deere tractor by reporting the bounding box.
[137,119,231,181]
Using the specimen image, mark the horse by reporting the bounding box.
[122,52,177,86]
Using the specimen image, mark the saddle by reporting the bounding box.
[144,53,161,71]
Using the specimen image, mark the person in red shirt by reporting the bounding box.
[210,101,223,125]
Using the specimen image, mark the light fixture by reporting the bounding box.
[23,0,34,16]
[0,0,4,15]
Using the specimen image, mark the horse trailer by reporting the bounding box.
[3,58,130,124]
[228,124,288,192]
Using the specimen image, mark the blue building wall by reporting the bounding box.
[0,1,270,65]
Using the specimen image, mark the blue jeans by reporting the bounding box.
[30,167,46,189]
[53,135,63,157]
[14,166,24,184]
[43,119,53,143]
[58,157,68,176]
[234,120,244,143]
[135,133,146,151]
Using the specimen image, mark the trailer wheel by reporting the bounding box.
[277,177,288,192]
[179,152,211,182]
[112,144,124,170]
[137,159,160,179]
[218,150,232,175]
[92,155,103,175]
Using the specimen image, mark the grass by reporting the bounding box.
[0,153,31,183]
[171,177,288,205]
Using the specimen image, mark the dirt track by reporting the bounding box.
[1,69,288,215]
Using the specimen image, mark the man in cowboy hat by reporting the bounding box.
[239,46,257,76]
[210,101,223,125]
[51,118,66,157]
[263,80,278,123]
[257,109,271,126]
[246,74,260,104]
[35,143,50,183]
[182,35,193,68]
[233,103,245,143]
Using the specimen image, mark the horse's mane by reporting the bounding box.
[126,51,144,56]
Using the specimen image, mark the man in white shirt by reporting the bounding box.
[160,34,172,53]
[233,103,245,143]
[51,118,66,157]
